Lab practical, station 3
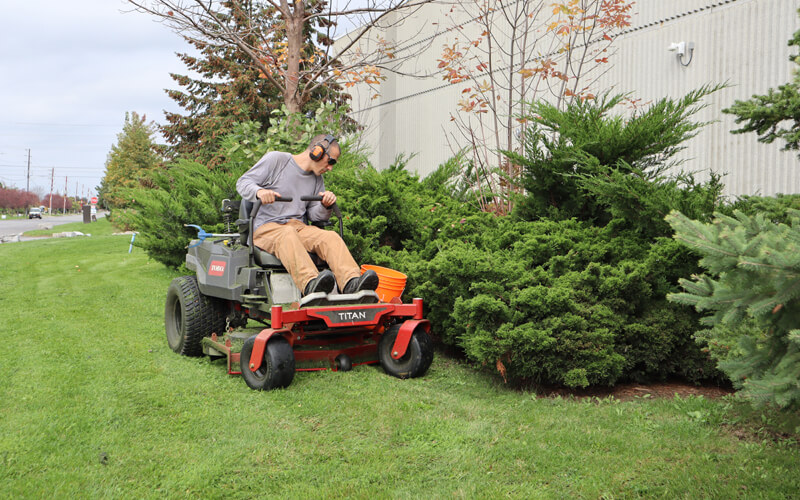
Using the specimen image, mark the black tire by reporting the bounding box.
[165,275,226,356]
[240,335,295,390]
[378,324,434,379]
[335,354,352,372]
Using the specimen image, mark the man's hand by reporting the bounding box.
[319,191,336,207]
[257,189,281,204]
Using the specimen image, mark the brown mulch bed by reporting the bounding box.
[536,381,734,401]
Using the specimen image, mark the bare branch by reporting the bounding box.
[305,0,436,21]
[126,0,440,112]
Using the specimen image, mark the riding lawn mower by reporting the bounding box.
[164,196,434,390]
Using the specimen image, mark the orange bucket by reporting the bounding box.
[361,264,407,303]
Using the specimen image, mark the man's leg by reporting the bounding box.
[253,221,321,291]
[295,224,361,291]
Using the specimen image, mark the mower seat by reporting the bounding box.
[253,248,285,267]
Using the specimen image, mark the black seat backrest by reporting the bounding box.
[238,199,255,247]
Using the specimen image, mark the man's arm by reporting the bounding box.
[307,179,333,222]
[236,152,282,202]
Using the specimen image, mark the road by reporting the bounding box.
[0,213,99,241]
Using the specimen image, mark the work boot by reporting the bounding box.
[343,269,379,294]
[304,270,335,296]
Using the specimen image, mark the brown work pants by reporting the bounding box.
[253,219,361,292]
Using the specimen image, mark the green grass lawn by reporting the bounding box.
[1,223,798,498]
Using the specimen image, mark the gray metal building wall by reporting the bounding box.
[343,0,800,197]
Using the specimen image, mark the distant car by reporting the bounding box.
[28,208,42,219]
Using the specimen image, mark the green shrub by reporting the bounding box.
[727,193,800,224]
[407,89,727,387]
[404,217,719,387]
[114,160,239,268]
[332,171,716,388]
[509,86,723,229]
[325,156,478,265]
[221,103,351,172]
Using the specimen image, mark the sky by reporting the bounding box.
[0,0,191,199]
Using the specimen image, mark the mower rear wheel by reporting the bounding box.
[378,324,434,379]
[240,335,295,390]
[165,275,226,356]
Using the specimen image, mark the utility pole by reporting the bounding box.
[49,167,54,214]
[63,176,68,214]
[25,149,31,216]
[26,149,30,192]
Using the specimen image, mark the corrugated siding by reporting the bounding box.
[343,0,800,197]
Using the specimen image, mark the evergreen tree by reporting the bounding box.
[161,3,281,165]
[98,112,161,209]
[723,9,800,156]
[160,1,344,165]
[667,210,800,410]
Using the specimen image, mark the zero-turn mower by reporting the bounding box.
[164,196,434,390]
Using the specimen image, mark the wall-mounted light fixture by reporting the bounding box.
[668,41,695,66]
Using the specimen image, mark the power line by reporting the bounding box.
[0,173,104,178]
[0,164,103,171]
[0,121,121,128]
[0,132,116,138]
[2,168,102,175]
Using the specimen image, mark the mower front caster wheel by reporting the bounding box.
[335,354,352,372]
[240,335,295,390]
[378,324,434,379]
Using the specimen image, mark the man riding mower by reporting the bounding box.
[164,135,434,390]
